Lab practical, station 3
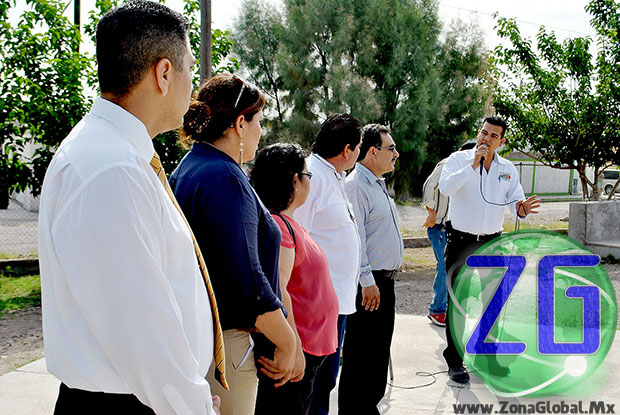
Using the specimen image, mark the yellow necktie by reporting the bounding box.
[150,152,229,391]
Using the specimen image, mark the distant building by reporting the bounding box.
[504,151,586,197]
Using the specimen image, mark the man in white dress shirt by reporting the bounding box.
[438,116,540,384]
[295,114,362,415]
[37,2,220,413]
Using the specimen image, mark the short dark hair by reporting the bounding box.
[250,143,308,212]
[483,116,508,138]
[311,114,362,159]
[181,74,266,147]
[358,123,391,161]
[96,0,189,96]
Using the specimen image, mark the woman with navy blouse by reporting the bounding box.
[170,74,296,415]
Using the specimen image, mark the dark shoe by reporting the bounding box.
[427,313,446,327]
[448,366,470,384]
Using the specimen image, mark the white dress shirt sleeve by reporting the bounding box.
[345,182,374,288]
[439,152,478,197]
[52,167,215,415]
[505,164,526,217]
[295,177,319,233]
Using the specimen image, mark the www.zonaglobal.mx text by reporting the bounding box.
[453,400,616,414]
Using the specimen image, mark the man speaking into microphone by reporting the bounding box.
[438,116,540,384]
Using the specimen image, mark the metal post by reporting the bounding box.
[200,0,212,83]
[74,0,80,52]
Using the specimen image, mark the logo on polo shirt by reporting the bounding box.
[449,230,617,397]
[498,172,511,182]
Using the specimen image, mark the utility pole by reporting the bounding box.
[200,0,212,83]
[74,0,80,52]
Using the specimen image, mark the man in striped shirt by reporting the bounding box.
[421,142,476,327]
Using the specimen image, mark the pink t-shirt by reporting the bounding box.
[273,213,339,356]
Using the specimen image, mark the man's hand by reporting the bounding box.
[516,195,541,217]
[212,396,221,415]
[423,208,436,228]
[257,344,296,387]
[361,284,380,312]
[471,144,488,171]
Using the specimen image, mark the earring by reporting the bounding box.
[239,139,244,165]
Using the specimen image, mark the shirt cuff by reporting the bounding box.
[359,271,376,288]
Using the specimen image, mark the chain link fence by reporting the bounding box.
[0,193,571,259]
[0,195,429,260]
[394,197,427,238]
[0,199,39,259]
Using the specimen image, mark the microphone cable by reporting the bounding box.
[478,154,527,230]
[478,156,527,210]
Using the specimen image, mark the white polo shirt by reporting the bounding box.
[295,154,361,315]
[439,148,525,235]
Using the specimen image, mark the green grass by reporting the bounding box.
[0,274,41,312]
[502,221,568,233]
[0,249,39,259]
[403,255,429,264]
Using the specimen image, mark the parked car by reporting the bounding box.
[602,169,620,195]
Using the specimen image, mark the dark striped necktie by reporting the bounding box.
[150,152,229,390]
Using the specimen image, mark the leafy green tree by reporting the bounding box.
[232,0,490,197]
[231,0,285,144]
[492,0,620,200]
[0,0,91,200]
[424,19,492,171]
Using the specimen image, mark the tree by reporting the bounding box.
[424,19,492,173]
[231,1,284,123]
[0,0,91,200]
[0,0,238,196]
[232,0,491,197]
[276,0,383,146]
[492,0,620,201]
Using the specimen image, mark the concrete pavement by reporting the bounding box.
[1,315,619,414]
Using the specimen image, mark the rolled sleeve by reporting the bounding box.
[505,164,526,218]
[178,167,283,330]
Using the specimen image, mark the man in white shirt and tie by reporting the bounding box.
[295,114,362,415]
[37,2,221,413]
[438,116,540,384]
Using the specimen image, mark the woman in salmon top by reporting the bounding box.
[250,143,339,415]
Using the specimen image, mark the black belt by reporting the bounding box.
[446,221,501,242]
[372,269,398,280]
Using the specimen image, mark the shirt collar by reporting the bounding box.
[355,162,383,184]
[312,153,346,180]
[90,97,154,162]
[464,148,502,166]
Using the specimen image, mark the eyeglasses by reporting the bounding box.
[299,172,313,180]
[375,144,397,153]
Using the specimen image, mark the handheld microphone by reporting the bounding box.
[479,144,486,175]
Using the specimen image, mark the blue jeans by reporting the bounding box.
[428,224,447,314]
[309,314,347,415]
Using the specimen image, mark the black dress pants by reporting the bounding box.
[253,333,329,415]
[54,382,155,414]
[443,222,501,369]
[338,271,396,415]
